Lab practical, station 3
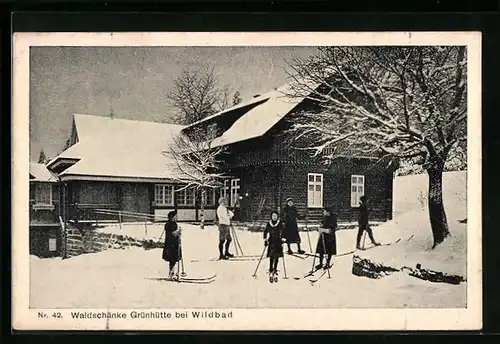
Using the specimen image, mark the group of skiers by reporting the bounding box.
[162,195,380,280]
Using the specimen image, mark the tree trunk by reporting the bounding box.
[200,189,206,230]
[426,166,450,248]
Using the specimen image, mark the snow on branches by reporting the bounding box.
[165,128,229,191]
[283,46,467,172]
[165,128,230,229]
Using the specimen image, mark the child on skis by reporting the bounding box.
[162,211,182,280]
[263,211,286,281]
[315,207,337,270]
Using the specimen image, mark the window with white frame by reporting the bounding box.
[35,183,52,205]
[351,175,365,207]
[230,178,240,207]
[307,173,323,208]
[49,238,57,252]
[178,187,195,206]
[220,180,230,203]
[204,188,216,206]
[154,184,174,206]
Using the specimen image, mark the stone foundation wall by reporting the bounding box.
[65,226,162,258]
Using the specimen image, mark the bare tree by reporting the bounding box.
[165,128,230,229]
[167,66,238,125]
[284,46,467,248]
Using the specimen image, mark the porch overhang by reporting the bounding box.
[59,173,180,184]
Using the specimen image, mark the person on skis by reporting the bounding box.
[216,196,235,260]
[162,211,182,280]
[263,211,285,279]
[315,206,337,270]
[356,196,380,249]
[281,198,305,255]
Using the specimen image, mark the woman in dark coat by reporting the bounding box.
[315,207,337,270]
[162,211,182,279]
[263,211,285,276]
[281,198,305,255]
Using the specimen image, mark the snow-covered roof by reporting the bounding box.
[53,114,195,181]
[50,79,319,181]
[184,80,319,148]
[211,83,307,148]
[30,162,58,182]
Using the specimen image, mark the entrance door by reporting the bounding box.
[307,173,323,208]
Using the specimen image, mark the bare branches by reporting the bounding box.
[166,130,230,194]
[284,46,467,170]
[167,66,240,125]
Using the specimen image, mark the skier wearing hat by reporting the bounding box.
[281,198,305,255]
[162,211,182,280]
[315,206,337,270]
[216,196,235,260]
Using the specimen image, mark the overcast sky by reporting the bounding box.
[29,46,317,161]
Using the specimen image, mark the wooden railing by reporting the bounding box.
[92,208,172,238]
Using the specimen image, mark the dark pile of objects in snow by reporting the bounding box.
[142,239,164,250]
[402,264,466,285]
[351,255,400,279]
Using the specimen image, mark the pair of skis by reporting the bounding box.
[146,274,217,284]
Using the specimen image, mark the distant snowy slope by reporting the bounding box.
[393,171,467,219]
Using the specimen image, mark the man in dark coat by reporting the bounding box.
[315,206,337,269]
[356,196,380,249]
[281,198,305,254]
[162,211,182,279]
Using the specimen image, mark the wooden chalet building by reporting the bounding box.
[29,162,62,257]
[46,114,218,224]
[182,83,398,223]
[46,81,396,226]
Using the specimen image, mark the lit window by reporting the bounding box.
[351,175,365,207]
[307,173,323,208]
[230,178,241,207]
[49,238,57,252]
[178,187,195,206]
[205,188,216,206]
[154,184,174,205]
[220,180,230,202]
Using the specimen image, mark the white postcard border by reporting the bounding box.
[12,31,482,331]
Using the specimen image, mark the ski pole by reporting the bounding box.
[232,226,245,256]
[321,231,331,279]
[305,226,313,253]
[252,245,267,277]
[158,229,165,242]
[230,226,239,256]
[180,247,187,277]
[230,226,241,256]
[177,242,181,282]
[281,250,289,279]
[309,234,321,275]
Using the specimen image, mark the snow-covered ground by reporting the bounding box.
[30,171,467,309]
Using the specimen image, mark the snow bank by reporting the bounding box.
[29,171,467,309]
[362,171,467,277]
